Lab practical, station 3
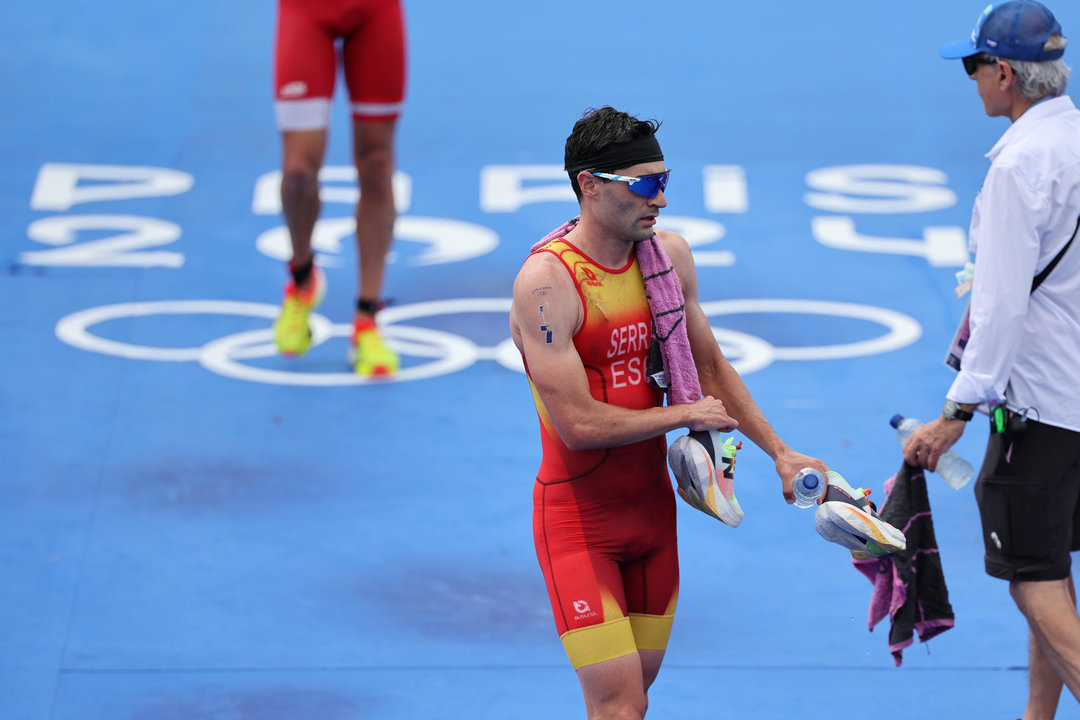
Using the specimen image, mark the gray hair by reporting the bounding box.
[994,34,1071,99]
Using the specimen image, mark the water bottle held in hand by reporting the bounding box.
[890,414,974,489]
[792,467,826,508]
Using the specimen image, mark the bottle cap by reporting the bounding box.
[797,468,821,489]
[889,414,904,429]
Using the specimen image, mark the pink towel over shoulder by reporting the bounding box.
[531,218,702,406]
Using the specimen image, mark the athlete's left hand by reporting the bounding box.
[774,449,829,505]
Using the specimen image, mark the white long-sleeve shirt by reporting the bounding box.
[947,95,1080,433]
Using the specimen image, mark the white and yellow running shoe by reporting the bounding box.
[814,471,906,559]
[667,429,744,528]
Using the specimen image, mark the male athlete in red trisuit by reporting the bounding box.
[510,106,828,719]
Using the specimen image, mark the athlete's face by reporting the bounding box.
[594,161,669,243]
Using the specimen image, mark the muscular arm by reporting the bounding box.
[510,251,731,451]
[658,229,828,500]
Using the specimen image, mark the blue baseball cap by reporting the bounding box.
[940,0,1065,61]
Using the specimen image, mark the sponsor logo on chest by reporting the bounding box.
[580,266,603,287]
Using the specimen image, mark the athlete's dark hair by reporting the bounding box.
[564,106,661,200]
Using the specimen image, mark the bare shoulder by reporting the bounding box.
[513,250,572,302]
[654,227,697,288]
[511,250,579,330]
[655,227,690,254]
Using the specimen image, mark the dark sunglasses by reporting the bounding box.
[590,170,670,199]
[962,53,998,76]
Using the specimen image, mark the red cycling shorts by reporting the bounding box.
[533,446,679,670]
[274,0,406,130]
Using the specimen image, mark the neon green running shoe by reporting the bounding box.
[348,318,399,377]
[273,267,326,356]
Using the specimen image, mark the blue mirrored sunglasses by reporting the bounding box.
[590,170,670,199]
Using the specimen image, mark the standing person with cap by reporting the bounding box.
[509,106,831,719]
[905,2,1080,716]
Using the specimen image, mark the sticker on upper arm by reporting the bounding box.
[538,303,554,343]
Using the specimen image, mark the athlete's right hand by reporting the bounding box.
[685,395,738,432]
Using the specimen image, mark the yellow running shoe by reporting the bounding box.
[349,318,399,377]
[273,267,326,356]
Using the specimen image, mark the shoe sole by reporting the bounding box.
[668,435,744,528]
[815,501,906,555]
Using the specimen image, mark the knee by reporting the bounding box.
[591,695,647,720]
[1010,580,1036,614]
[354,146,395,194]
[280,162,320,201]
[1010,578,1078,622]
[617,699,648,720]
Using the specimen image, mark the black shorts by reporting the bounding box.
[975,418,1080,582]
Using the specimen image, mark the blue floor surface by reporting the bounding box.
[4,1,1080,718]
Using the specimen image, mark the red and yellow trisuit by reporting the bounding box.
[525,236,679,670]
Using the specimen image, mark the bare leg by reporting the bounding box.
[351,119,397,319]
[1025,627,1065,720]
[1012,574,1080,717]
[577,653,649,720]
[280,129,328,286]
[638,648,665,694]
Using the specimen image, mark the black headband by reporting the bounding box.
[566,133,664,174]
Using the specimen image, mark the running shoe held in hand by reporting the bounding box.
[815,471,906,559]
[667,429,744,528]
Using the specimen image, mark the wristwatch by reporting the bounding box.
[942,399,974,422]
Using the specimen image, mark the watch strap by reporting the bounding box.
[943,401,974,422]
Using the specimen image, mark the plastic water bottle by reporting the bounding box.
[890,414,974,489]
[792,468,826,508]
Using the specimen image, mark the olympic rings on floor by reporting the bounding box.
[55,297,921,386]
